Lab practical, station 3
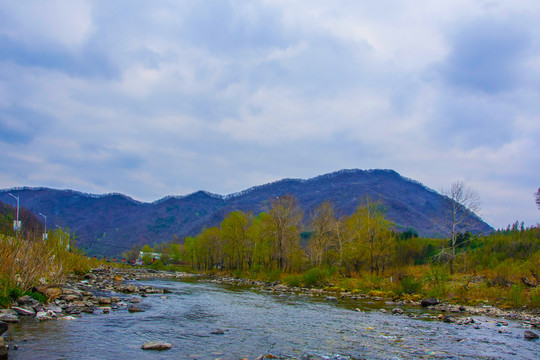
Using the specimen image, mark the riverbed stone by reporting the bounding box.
[37,285,63,300]
[392,308,404,315]
[0,314,19,323]
[524,330,539,340]
[16,295,38,306]
[0,337,7,359]
[12,306,35,316]
[421,298,440,307]
[128,305,144,313]
[0,321,7,335]
[97,296,111,304]
[141,341,172,350]
[35,311,53,321]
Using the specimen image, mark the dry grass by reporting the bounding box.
[0,230,97,304]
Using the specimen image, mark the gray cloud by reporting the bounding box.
[437,18,533,94]
[0,1,539,229]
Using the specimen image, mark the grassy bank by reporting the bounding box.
[0,229,100,307]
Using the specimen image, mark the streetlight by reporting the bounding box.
[55,225,70,252]
[8,193,20,232]
[39,212,47,241]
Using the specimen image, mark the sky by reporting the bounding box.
[0,0,539,230]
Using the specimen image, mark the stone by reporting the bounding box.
[35,311,52,321]
[524,330,539,340]
[61,294,81,302]
[0,337,7,359]
[0,314,19,323]
[325,297,337,302]
[0,321,7,336]
[46,305,63,314]
[141,341,172,351]
[128,297,142,304]
[97,296,112,304]
[17,295,38,306]
[392,308,404,315]
[128,305,144,313]
[459,305,466,311]
[36,286,63,300]
[443,315,456,323]
[11,306,35,316]
[210,329,225,335]
[421,298,439,307]
[113,275,124,281]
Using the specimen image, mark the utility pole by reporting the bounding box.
[8,193,20,233]
[39,212,47,241]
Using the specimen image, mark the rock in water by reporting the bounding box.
[0,314,19,323]
[128,305,144,313]
[524,330,539,340]
[421,298,439,307]
[141,341,172,350]
[0,337,7,359]
[0,321,7,336]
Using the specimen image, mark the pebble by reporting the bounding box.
[141,341,172,350]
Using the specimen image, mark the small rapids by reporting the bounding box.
[5,279,538,359]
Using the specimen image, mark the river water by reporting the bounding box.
[5,278,538,359]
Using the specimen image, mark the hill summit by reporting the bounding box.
[0,169,493,256]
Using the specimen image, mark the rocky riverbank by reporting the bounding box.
[0,267,193,357]
[205,275,540,331]
[1,268,538,358]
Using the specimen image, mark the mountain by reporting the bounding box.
[0,169,493,256]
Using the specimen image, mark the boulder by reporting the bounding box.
[97,297,112,304]
[35,311,53,321]
[0,314,19,323]
[12,306,36,316]
[46,305,63,314]
[443,315,456,323]
[128,305,144,313]
[0,321,7,336]
[421,298,439,307]
[0,337,7,359]
[392,308,404,315]
[141,341,172,351]
[17,295,38,306]
[524,330,539,340]
[36,285,63,300]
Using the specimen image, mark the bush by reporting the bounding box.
[303,268,327,287]
[398,276,423,295]
[283,274,302,287]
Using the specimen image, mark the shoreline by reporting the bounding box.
[1,267,538,357]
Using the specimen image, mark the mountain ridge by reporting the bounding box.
[0,169,493,256]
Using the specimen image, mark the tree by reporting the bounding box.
[439,181,482,274]
[220,210,254,270]
[345,197,395,274]
[263,195,303,271]
[535,187,540,211]
[308,201,337,267]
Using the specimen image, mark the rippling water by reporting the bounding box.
[5,278,538,359]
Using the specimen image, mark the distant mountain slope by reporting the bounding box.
[0,169,493,256]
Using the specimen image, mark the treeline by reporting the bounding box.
[132,196,452,273]
[134,196,539,284]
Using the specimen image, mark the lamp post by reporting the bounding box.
[39,212,47,240]
[7,193,20,232]
[55,225,70,252]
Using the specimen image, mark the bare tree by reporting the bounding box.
[535,187,540,211]
[439,181,482,273]
[308,201,337,267]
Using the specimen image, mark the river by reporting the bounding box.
[5,278,538,359]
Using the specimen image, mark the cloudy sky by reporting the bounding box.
[1,0,539,229]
